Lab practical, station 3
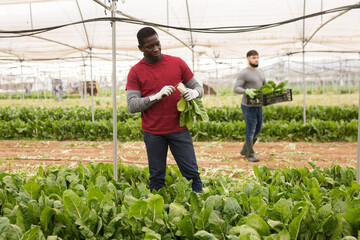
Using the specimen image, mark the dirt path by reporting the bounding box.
[0,140,357,175]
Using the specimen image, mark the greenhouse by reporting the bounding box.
[0,0,359,239]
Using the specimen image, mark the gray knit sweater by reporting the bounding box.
[233,66,266,106]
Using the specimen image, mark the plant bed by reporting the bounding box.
[247,88,292,106]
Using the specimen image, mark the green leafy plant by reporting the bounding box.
[0,161,360,239]
[256,80,288,95]
[176,83,209,129]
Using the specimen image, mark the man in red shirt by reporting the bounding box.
[126,27,203,193]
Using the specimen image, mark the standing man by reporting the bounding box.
[233,50,267,162]
[126,27,203,193]
[54,82,63,102]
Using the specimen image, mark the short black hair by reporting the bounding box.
[137,27,158,46]
[246,50,259,57]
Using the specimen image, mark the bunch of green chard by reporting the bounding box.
[176,82,209,128]
[255,80,288,95]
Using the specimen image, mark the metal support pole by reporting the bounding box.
[357,54,360,183]
[339,58,341,105]
[90,49,95,122]
[20,59,24,107]
[36,68,39,107]
[111,0,118,181]
[82,59,87,108]
[214,51,220,107]
[357,85,360,183]
[185,0,195,72]
[44,73,47,106]
[302,0,306,124]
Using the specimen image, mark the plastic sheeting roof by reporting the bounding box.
[0,0,359,64]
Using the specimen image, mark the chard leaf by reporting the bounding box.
[21,226,45,240]
[208,211,227,239]
[77,223,96,240]
[148,194,164,220]
[276,229,291,240]
[2,176,19,194]
[87,188,103,210]
[195,208,211,231]
[169,202,188,222]
[244,214,270,236]
[95,176,108,194]
[267,219,285,232]
[103,216,123,239]
[343,207,360,231]
[142,227,161,240]
[327,214,342,240]
[194,230,217,240]
[62,189,90,221]
[128,200,148,220]
[318,204,332,220]
[179,111,186,127]
[177,97,208,129]
[177,215,194,238]
[23,180,41,200]
[177,97,186,112]
[268,81,277,88]
[101,204,115,224]
[85,209,98,233]
[123,195,138,208]
[289,202,308,239]
[275,81,288,90]
[342,217,353,237]
[189,192,202,222]
[40,206,56,234]
[0,189,5,206]
[223,197,242,220]
[47,236,61,240]
[273,198,292,224]
[229,225,261,239]
[0,217,22,240]
[248,196,264,211]
[16,203,35,232]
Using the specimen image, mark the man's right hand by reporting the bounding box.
[155,86,175,100]
[245,88,257,98]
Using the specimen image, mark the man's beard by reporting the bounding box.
[250,63,258,68]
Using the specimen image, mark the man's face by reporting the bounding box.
[138,34,161,62]
[247,55,259,68]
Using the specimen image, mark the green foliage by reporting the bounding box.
[0,162,359,239]
[255,80,288,95]
[177,98,209,129]
[0,105,357,142]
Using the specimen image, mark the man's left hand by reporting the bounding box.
[182,88,199,101]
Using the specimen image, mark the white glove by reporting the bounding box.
[182,88,199,101]
[245,88,257,98]
[154,85,175,100]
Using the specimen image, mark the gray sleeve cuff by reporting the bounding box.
[126,89,156,113]
[183,77,204,98]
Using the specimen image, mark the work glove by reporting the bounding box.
[245,88,257,98]
[182,88,199,102]
[154,85,175,100]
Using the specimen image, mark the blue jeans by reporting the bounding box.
[241,104,263,141]
[143,129,203,193]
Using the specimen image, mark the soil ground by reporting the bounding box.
[0,140,357,176]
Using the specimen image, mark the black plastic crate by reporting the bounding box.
[247,89,292,106]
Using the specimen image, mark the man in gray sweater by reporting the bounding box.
[233,50,267,162]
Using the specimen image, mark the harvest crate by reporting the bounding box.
[247,89,292,106]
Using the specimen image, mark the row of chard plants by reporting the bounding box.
[0,162,359,239]
[0,105,357,142]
